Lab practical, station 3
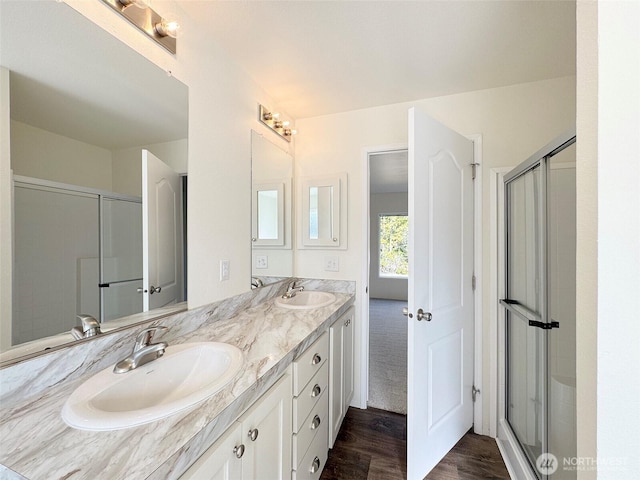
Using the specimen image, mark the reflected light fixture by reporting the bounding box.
[259,104,297,142]
[102,0,179,54]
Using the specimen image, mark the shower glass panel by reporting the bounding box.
[100,197,143,322]
[502,132,576,480]
[13,184,99,344]
[547,144,577,479]
[505,165,546,469]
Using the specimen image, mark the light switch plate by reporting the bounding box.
[324,256,339,272]
[220,260,230,281]
[256,255,268,269]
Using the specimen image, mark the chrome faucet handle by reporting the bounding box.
[133,326,168,352]
[76,314,101,336]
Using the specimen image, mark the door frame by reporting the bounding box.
[359,135,484,435]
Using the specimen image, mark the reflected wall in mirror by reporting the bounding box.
[299,173,347,248]
[251,130,293,286]
[0,1,189,362]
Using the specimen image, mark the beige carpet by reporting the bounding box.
[368,298,408,414]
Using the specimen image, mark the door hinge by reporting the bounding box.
[471,275,476,291]
[472,385,481,402]
[471,163,479,180]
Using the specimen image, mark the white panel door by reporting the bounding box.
[407,107,474,479]
[142,150,180,310]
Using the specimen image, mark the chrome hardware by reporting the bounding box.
[113,326,168,374]
[344,318,351,327]
[136,287,146,293]
[70,314,102,340]
[402,307,413,319]
[149,285,162,294]
[282,281,304,299]
[311,415,321,430]
[248,428,259,442]
[311,384,321,397]
[416,308,432,321]
[310,456,321,474]
[472,385,481,402]
[332,237,338,242]
[233,444,245,459]
[251,277,264,289]
[312,354,322,365]
[251,237,257,242]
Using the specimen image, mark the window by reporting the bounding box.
[379,214,408,278]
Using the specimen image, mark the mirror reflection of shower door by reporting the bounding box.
[505,164,547,470]
[100,197,143,322]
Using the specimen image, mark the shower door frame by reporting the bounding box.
[496,129,576,480]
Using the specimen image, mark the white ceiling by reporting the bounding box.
[192,0,576,120]
[370,150,408,194]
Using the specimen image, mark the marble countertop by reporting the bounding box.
[0,281,355,480]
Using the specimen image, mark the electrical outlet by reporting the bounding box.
[256,255,268,269]
[220,260,230,281]
[324,256,339,272]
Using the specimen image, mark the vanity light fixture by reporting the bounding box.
[101,0,178,54]
[259,104,297,142]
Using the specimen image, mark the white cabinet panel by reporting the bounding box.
[328,307,355,447]
[180,373,292,480]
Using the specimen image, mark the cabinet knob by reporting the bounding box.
[332,237,338,242]
[310,456,321,474]
[344,318,351,327]
[312,354,322,365]
[311,384,322,397]
[311,414,321,430]
[248,428,259,442]
[233,444,245,459]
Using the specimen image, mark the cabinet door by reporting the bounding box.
[329,318,344,447]
[342,311,355,409]
[180,422,243,480]
[241,373,293,480]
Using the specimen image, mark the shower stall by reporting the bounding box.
[12,176,143,346]
[498,131,576,479]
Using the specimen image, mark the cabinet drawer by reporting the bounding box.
[293,360,328,433]
[293,332,328,396]
[292,388,328,468]
[292,412,329,480]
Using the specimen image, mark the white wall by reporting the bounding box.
[369,192,408,300]
[576,1,640,478]
[294,75,576,427]
[10,120,113,190]
[111,138,188,196]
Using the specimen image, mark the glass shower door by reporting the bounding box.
[100,197,143,322]
[504,164,547,469]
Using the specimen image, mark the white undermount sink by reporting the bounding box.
[274,290,336,310]
[61,342,243,431]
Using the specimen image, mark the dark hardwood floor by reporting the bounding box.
[321,407,510,480]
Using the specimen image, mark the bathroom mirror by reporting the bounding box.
[299,173,347,248]
[0,1,188,364]
[250,131,293,286]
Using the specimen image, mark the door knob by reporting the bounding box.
[149,285,162,294]
[416,308,432,321]
[402,307,413,319]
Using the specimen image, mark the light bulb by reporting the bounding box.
[155,19,181,38]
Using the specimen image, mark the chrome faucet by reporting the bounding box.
[70,314,102,340]
[251,277,264,289]
[282,281,304,299]
[114,326,168,374]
